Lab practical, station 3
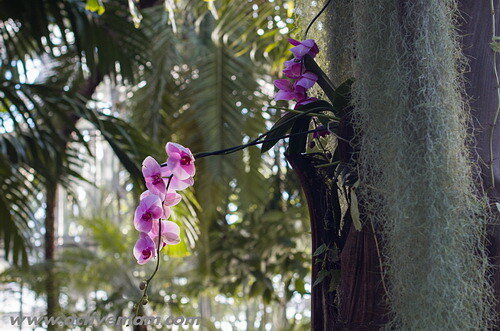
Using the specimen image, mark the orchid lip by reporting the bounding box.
[180,155,192,165]
[152,175,163,185]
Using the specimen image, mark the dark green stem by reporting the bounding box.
[160,125,334,166]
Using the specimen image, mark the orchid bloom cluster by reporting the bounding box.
[274,39,320,108]
[133,142,195,265]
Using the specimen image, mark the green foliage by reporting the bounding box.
[128,1,305,302]
[0,0,313,325]
[0,0,156,264]
[0,0,148,82]
[130,1,293,218]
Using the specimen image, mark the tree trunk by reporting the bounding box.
[287,128,388,329]
[44,182,59,325]
[287,159,388,330]
[286,153,339,330]
[43,73,103,322]
[291,0,498,329]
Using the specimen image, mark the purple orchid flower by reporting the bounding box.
[295,71,318,89]
[134,232,156,265]
[274,79,306,101]
[134,195,163,233]
[150,220,181,247]
[142,156,170,197]
[288,39,319,59]
[165,143,196,181]
[282,60,303,79]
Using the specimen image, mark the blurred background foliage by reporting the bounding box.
[0,0,314,328]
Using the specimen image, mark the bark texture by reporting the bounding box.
[286,153,338,330]
[337,226,387,330]
[287,114,388,330]
[44,183,59,322]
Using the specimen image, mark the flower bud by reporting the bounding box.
[139,281,147,290]
[142,299,148,305]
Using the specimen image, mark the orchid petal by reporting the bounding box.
[162,205,171,219]
[295,97,318,109]
[134,232,156,264]
[287,38,301,46]
[273,79,293,91]
[169,176,194,191]
[274,90,296,101]
[142,156,161,178]
[164,192,182,206]
[283,62,303,79]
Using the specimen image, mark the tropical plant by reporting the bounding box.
[0,0,317,327]
[0,0,154,261]
[0,1,159,324]
[128,0,308,311]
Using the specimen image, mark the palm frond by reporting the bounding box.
[0,69,157,264]
[0,0,150,83]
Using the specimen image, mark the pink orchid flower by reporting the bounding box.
[165,143,196,180]
[164,192,182,206]
[288,38,319,59]
[142,156,170,197]
[140,189,164,203]
[295,71,318,89]
[139,190,171,218]
[162,168,194,191]
[139,189,172,220]
[134,232,156,265]
[282,60,303,79]
[295,97,318,109]
[134,195,163,233]
[274,79,306,101]
[149,220,181,247]
[139,190,179,212]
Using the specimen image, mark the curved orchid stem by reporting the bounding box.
[304,0,333,39]
[133,175,174,318]
[159,126,334,164]
[159,107,338,166]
